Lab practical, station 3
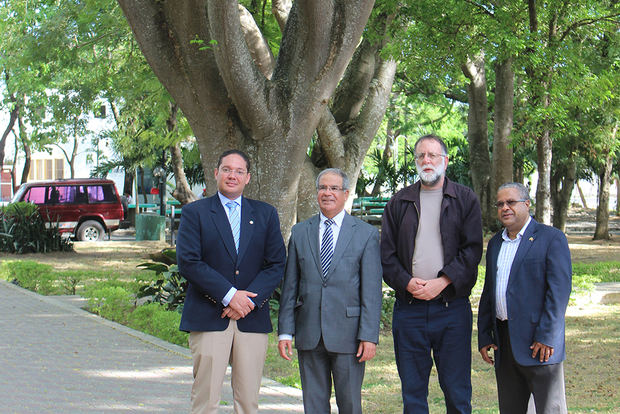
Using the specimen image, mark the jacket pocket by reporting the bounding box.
[346,306,361,317]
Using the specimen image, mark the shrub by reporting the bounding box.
[2,260,56,294]
[85,284,135,324]
[137,248,187,312]
[0,202,72,253]
[128,303,188,346]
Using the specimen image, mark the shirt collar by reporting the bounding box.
[501,216,531,242]
[320,209,345,227]
[218,192,242,208]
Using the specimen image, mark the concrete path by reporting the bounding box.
[0,280,305,413]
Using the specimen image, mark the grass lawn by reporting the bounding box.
[2,237,619,413]
[264,302,620,413]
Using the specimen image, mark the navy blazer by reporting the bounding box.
[177,194,286,333]
[478,218,572,366]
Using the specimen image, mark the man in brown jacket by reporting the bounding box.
[381,134,483,414]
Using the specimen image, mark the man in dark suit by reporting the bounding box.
[278,168,383,414]
[478,182,572,414]
[177,149,286,414]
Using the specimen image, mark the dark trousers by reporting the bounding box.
[297,337,365,414]
[392,297,472,414]
[495,320,567,414]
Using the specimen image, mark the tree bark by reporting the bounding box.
[462,51,493,228]
[118,0,375,237]
[576,181,588,209]
[616,178,620,216]
[17,113,30,185]
[551,157,576,232]
[0,96,18,171]
[593,123,617,240]
[491,58,514,195]
[166,103,198,205]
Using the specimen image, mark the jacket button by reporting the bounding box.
[235,270,239,275]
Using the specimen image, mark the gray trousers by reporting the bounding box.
[496,320,567,414]
[298,338,365,414]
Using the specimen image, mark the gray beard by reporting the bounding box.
[418,171,443,187]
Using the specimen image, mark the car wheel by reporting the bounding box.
[77,220,105,241]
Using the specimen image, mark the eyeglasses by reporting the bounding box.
[220,167,247,177]
[318,185,345,193]
[414,152,446,162]
[495,199,527,209]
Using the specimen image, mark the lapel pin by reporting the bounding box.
[249,220,254,224]
[529,237,534,242]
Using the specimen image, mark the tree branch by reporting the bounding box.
[207,0,272,137]
[271,0,292,32]
[558,13,620,43]
[238,4,275,79]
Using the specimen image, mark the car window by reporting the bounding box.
[55,186,76,203]
[23,187,46,204]
[86,185,117,203]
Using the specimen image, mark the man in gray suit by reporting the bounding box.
[278,168,383,414]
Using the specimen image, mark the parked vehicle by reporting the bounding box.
[11,179,124,241]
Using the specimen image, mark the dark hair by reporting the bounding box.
[414,134,448,156]
[316,168,350,191]
[217,149,250,171]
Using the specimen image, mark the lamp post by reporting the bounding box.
[152,166,165,216]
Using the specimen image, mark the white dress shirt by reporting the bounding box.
[218,192,243,307]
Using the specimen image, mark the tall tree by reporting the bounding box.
[117,0,391,235]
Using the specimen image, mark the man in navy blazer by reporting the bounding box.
[177,150,286,414]
[478,182,572,414]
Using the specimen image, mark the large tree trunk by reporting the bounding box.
[491,58,514,196]
[593,124,617,240]
[118,0,375,237]
[551,158,576,232]
[462,52,493,228]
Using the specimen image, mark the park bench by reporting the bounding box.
[351,196,390,225]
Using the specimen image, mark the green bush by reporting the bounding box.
[1,260,56,294]
[137,248,187,312]
[128,303,188,346]
[85,285,135,324]
[0,202,73,253]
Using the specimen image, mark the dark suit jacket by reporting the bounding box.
[278,213,383,354]
[177,193,286,333]
[478,218,572,366]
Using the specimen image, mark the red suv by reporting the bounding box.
[11,178,124,241]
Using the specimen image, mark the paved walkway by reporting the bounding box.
[0,280,305,413]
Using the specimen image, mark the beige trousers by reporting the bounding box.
[188,320,268,414]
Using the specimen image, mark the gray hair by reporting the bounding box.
[316,168,350,191]
[414,134,448,155]
[498,182,530,201]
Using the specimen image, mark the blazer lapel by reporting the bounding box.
[324,213,356,282]
[507,218,537,287]
[306,215,321,273]
[236,198,255,263]
[210,196,238,262]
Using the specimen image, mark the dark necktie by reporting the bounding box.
[320,218,335,277]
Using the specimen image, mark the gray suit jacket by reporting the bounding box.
[278,213,383,353]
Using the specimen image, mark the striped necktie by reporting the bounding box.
[226,201,240,252]
[320,218,335,277]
